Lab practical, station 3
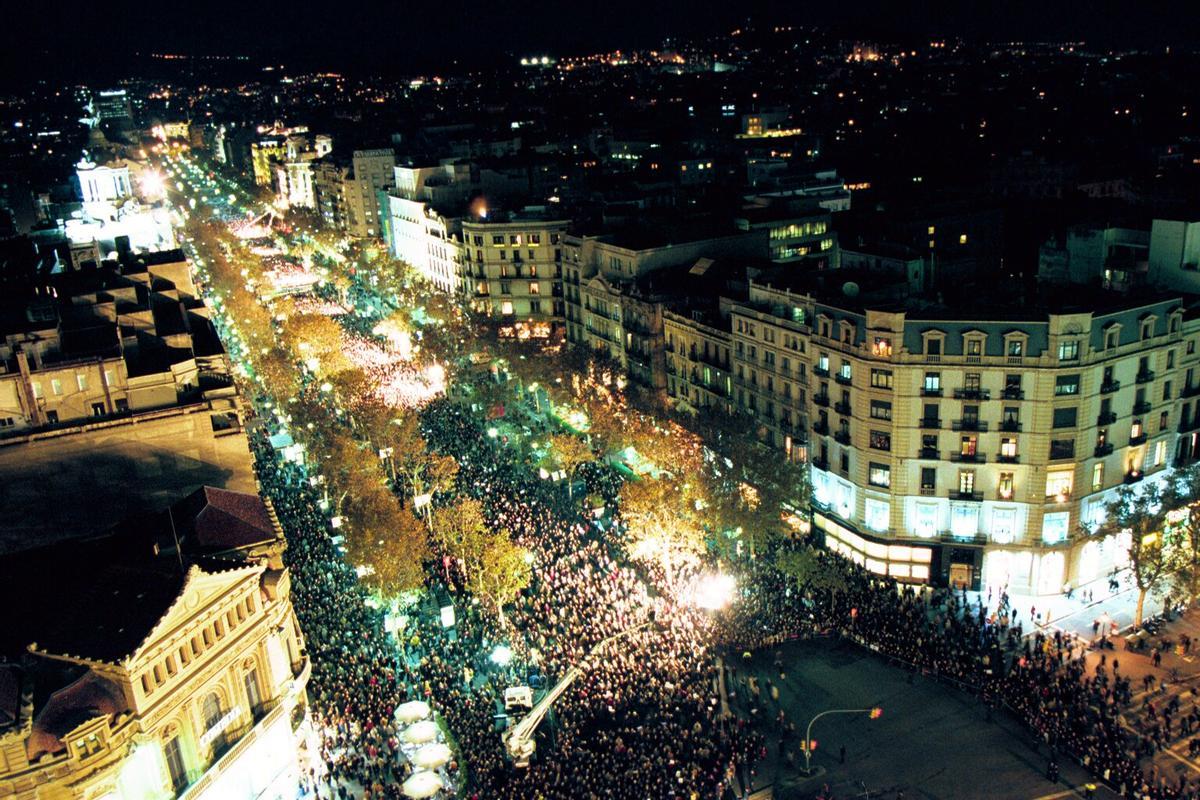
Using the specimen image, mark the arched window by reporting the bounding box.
[202,692,223,730]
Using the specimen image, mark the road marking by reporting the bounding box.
[1164,747,1200,774]
[1029,788,1084,800]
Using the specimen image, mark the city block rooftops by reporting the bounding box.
[749,268,1194,354]
[570,215,761,253]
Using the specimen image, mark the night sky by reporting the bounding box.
[5,0,1194,80]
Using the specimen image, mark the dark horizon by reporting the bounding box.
[4,0,1196,85]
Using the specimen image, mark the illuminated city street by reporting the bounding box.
[2,11,1200,800]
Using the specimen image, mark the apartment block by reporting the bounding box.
[462,213,568,337]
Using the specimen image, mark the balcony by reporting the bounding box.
[952,419,988,432]
[1100,380,1121,394]
[996,453,1020,464]
[1136,370,1156,384]
[919,485,937,496]
[953,388,990,400]
[812,457,830,471]
[812,420,830,436]
[950,451,985,463]
[921,386,943,397]
[1124,470,1145,485]
[812,393,830,407]
[1183,383,1200,399]
[1129,432,1147,446]
[813,365,830,378]
[1095,442,1114,457]
[1133,400,1152,415]
[834,372,853,386]
[834,401,852,415]
[999,419,1022,432]
[834,430,852,445]
[920,417,941,429]
[919,447,939,459]
[1097,411,1117,426]
[1002,387,1025,400]
[953,490,984,502]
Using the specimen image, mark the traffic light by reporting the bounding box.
[809,739,818,752]
[869,707,883,719]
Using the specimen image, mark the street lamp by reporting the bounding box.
[801,707,882,775]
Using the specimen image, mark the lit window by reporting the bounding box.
[872,337,892,356]
[1046,470,1073,499]
[1155,440,1167,466]
[991,506,1017,544]
[501,301,514,315]
[1092,462,1104,491]
[959,233,968,244]
[913,502,938,538]
[1058,341,1079,361]
[927,225,936,235]
[951,505,979,538]
[865,498,890,532]
[868,462,891,488]
[76,374,88,391]
[1042,511,1070,545]
[998,471,1014,500]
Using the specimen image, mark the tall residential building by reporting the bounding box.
[93,89,132,124]
[0,487,311,800]
[462,213,569,337]
[344,149,395,239]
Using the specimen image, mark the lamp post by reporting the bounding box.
[801,707,882,775]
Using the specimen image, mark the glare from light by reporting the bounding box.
[491,645,513,666]
[694,573,736,610]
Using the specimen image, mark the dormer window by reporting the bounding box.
[817,315,832,338]
[922,330,946,357]
[839,321,854,344]
[1004,331,1028,359]
[1104,324,1121,350]
[1141,316,1156,341]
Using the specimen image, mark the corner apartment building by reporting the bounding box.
[791,287,1194,595]
[462,213,569,337]
[0,488,311,800]
[383,195,464,294]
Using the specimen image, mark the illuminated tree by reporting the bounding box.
[466,530,531,629]
[343,494,429,597]
[1170,464,1200,605]
[619,477,706,586]
[543,433,593,498]
[280,311,348,374]
[1096,483,1176,627]
[431,498,491,584]
[777,547,848,596]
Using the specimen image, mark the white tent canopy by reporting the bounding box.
[401,770,443,798]
[413,742,452,770]
[395,700,432,723]
[402,719,439,744]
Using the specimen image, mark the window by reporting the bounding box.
[1131,419,1144,439]
[1000,438,1017,458]
[1046,470,1073,499]
[966,337,983,356]
[1092,462,1104,491]
[923,372,941,393]
[869,430,891,451]
[1141,319,1154,340]
[870,368,893,389]
[1055,375,1080,395]
[1052,407,1077,428]
[92,402,105,417]
[914,501,938,537]
[872,337,892,356]
[492,234,505,245]
[245,668,261,711]
[951,504,979,538]
[838,362,852,381]
[1155,440,1167,467]
[921,433,938,454]
[865,498,890,532]
[1105,328,1119,350]
[164,736,187,791]
[529,281,540,294]
[958,470,976,494]
[964,373,981,391]
[202,692,225,750]
[51,379,62,396]
[868,462,891,488]
[817,353,829,372]
[1043,512,1070,545]
[960,435,977,456]
[45,410,58,424]
[31,381,42,399]
[501,301,514,315]
[530,299,541,314]
[991,506,1017,543]
[499,281,511,295]
[1049,439,1075,460]
[1058,340,1079,361]
[998,472,1014,500]
[1160,411,1169,432]
[925,336,942,356]
[1007,339,1023,357]
[76,374,88,391]
[920,467,936,492]
[869,400,892,420]
[923,402,939,422]
[959,233,968,245]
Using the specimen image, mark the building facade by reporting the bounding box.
[382,196,464,295]
[344,149,396,239]
[462,215,568,336]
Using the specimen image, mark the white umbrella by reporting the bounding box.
[402,719,439,744]
[401,770,443,799]
[395,700,432,723]
[413,742,452,769]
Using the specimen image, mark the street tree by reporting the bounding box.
[343,497,429,597]
[619,476,706,586]
[777,547,849,596]
[466,529,532,629]
[431,498,491,584]
[543,433,593,498]
[1170,463,1200,605]
[1096,483,1176,627]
